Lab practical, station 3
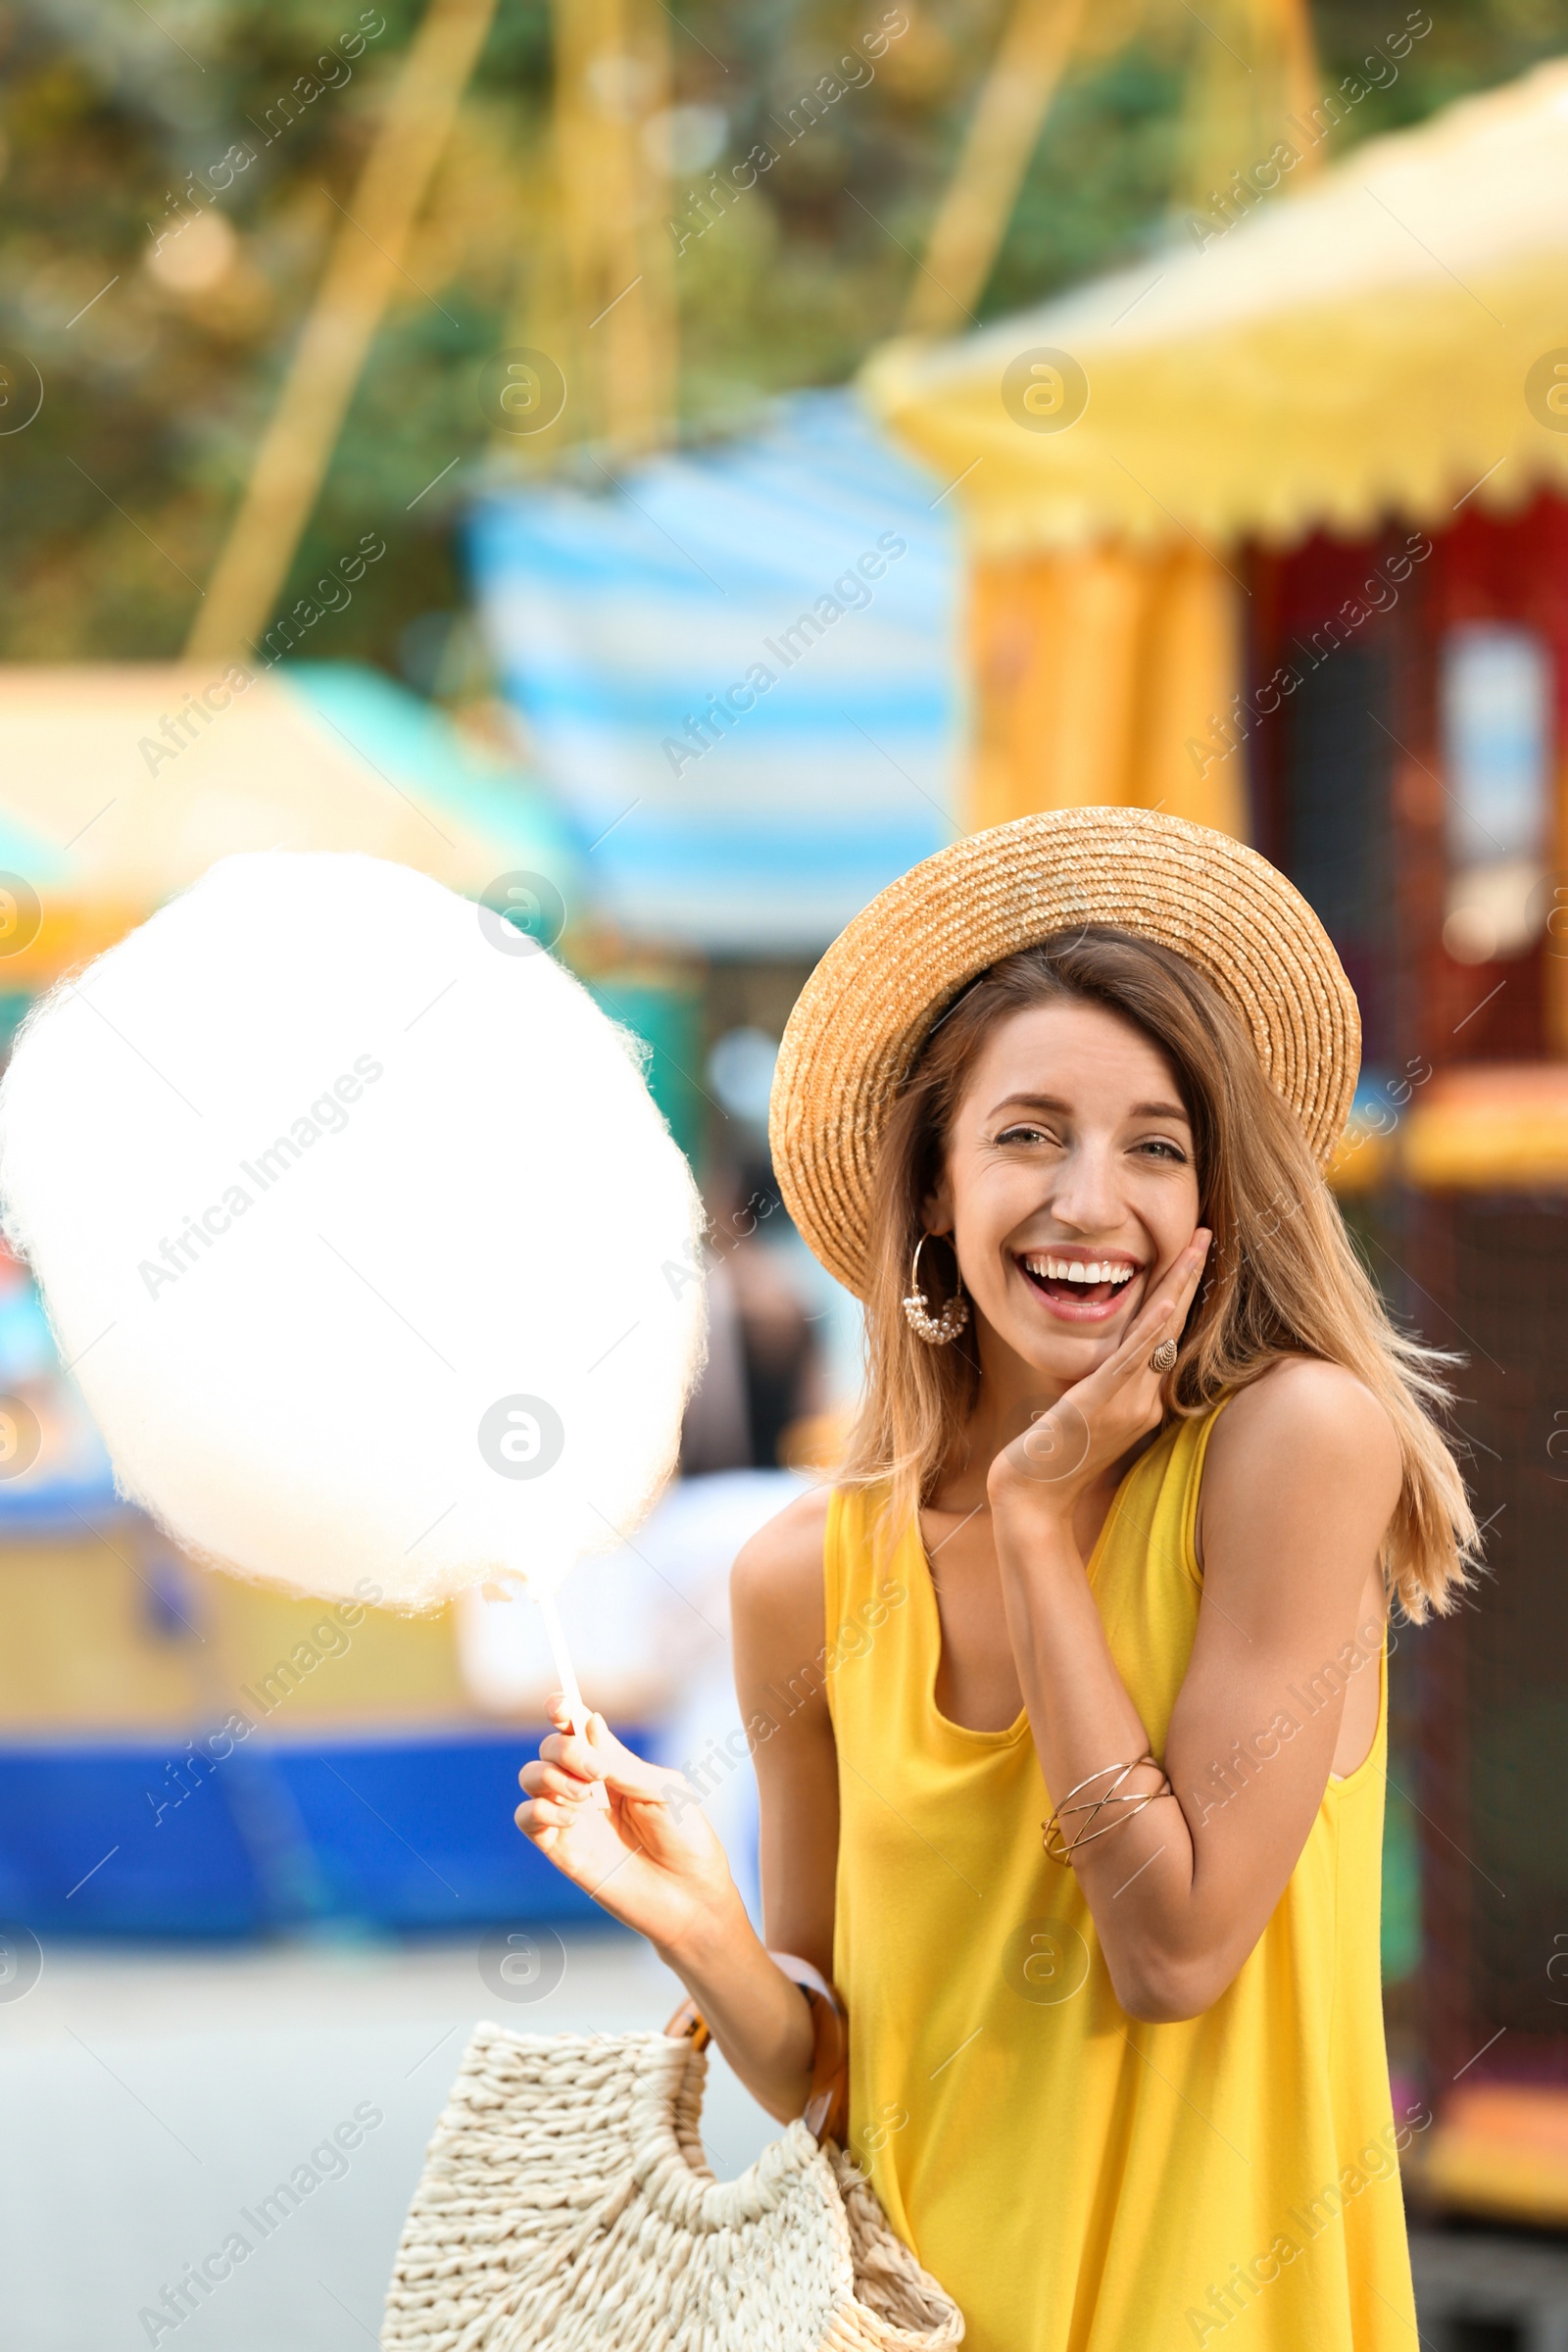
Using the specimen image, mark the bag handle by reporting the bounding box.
[663,1949,849,2146]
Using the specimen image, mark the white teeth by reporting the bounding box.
[1023,1253,1137,1286]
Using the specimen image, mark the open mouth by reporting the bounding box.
[1018,1251,1142,1311]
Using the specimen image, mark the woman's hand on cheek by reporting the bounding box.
[988,1230,1212,1522]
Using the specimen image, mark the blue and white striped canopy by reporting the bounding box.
[468,392,961,954]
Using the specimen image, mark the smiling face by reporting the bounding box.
[926,997,1202,1390]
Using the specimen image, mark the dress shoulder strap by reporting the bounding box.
[823,1484,851,1657]
[824,1483,882,1635]
[821,1485,911,1729]
[1171,1394,1234,1589]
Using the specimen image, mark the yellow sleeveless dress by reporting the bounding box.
[824,1404,1418,2352]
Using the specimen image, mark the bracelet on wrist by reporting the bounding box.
[1042,1755,1172,1866]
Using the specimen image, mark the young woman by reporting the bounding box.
[514,809,1474,2352]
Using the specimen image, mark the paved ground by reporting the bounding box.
[0,1930,777,2350]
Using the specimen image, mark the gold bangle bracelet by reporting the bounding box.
[1042,1755,1172,1866]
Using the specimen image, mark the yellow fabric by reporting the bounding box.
[1325,1120,1396,1197]
[861,64,1568,557]
[824,1406,1416,2352]
[968,545,1245,838]
[1414,2085,1568,2228]
[1402,1064,1568,1192]
[0,666,560,968]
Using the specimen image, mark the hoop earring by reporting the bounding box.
[903,1232,970,1347]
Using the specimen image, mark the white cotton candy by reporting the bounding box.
[0,852,706,1610]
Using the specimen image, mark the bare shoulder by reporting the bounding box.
[730,1484,832,1648]
[1205,1354,1401,1510]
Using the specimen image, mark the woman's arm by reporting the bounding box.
[669,1486,840,2115]
[730,1487,841,1980]
[512,1487,836,2124]
[990,1249,1402,2024]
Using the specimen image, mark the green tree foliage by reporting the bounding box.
[0,0,1556,672]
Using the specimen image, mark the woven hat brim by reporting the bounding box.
[768,807,1360,1298]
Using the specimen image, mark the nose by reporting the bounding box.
[1042,1132,1126,1238]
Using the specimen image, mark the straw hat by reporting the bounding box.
[769,807,1359,1298]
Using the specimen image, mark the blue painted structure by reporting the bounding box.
[469,390,961,954]
[0,1730,642,1938]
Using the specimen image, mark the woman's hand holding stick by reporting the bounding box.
[515,1700,818,2123]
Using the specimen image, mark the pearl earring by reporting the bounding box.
[903,1233,970,1346]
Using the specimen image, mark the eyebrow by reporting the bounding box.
[990,1092,1192,1124]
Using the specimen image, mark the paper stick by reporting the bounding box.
[534,1583,609,1809]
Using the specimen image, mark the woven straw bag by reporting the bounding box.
[381,1951,963,2350]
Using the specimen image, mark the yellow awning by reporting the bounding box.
[0,665,572,987]
[1412,2083,1568,2228]
[863,60,1568,556]
[964,539,1246,837]
[1401,1063,1568,1191]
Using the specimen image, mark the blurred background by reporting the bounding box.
[2,0,1568,2343]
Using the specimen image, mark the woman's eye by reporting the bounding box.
[1136,1138,1188,1162]
[995,1124,1056,1148]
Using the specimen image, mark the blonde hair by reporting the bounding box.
[837,928,1476,1621]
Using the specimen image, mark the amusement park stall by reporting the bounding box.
[0,662,620,1939]
[866,59,1568,2225]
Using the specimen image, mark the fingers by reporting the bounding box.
[1181,1228,1213,1287]
[529,1709,678,1807]
[1167,1230,1212,1338]
[514,1795,568,1853]
[536,1727,607,1787]
[584,1715,682,1803]
[1135,1230,1211,1345]
[1105,1231,1211,1386]
[519,1757,593,1805]
[516,1794,576,1831]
